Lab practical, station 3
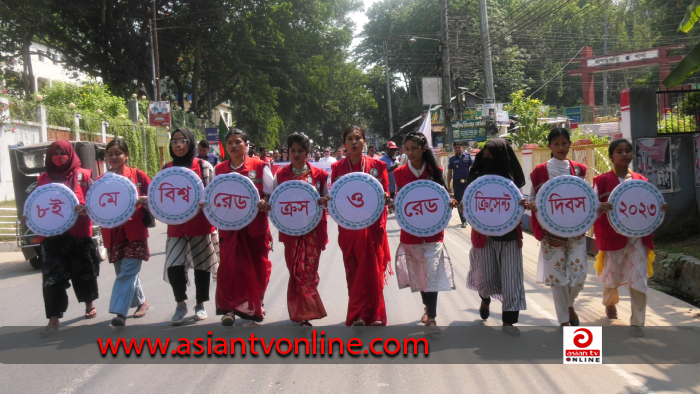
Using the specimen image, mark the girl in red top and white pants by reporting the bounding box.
[594,139,667,335]
[528,128,588,327]
[393,132,457,331]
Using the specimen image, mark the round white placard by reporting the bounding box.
[24,183,79,237]
[269,180,323,236]
[203,172,260,231]
[395,180,451,237]
[86,172,138,228]
[535,175,598,238]
[607,179,665,237]
[328,172,385,230]
[148,166,204,225]
[462,175,524,236]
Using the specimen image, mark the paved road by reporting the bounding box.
[1,216,699,393]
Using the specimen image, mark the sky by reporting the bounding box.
[349,0,379,52]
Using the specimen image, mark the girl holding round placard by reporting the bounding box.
[100,139,151,326]
[215,128,274,326]
[272,133,329,327]
[35,141,100,337]
[163,128,219,325]
[594,139,667,335]
[326,125,392,326]
[528,128,588,327]
[393,132,458,332]
[465,139,528,336]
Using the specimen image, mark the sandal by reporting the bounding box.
[605,305,618,319]
[221,312,235,327]
[479,296,491,320]
[424,318,440,335]
[134,301,148,318]
[630,325,645,337]
[421,307,429,324]
[40,325,59,338]
[352,319,366,326]
[84,306,97,319]
[300,321,312,327]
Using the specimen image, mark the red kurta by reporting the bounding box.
[276,163,329,322]
[215,156,272,321]
[38,168,93,238]
[99,166,151,248]
[331,156,391,326]
[393,164,444,244]
[529,160,587,241]
[593,170,655,251]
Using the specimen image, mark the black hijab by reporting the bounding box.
[467,138,525,188]
[169,127,196,167]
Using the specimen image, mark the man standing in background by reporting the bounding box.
[197,140,219,166]
[379,141,399,199]
[335,147,344,161]
[319,148,337,162]
[446,140,472,228]
[272,149,280,163]
[366,145,380,159]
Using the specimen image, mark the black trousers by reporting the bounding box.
[453,182,467,225]
[167,266,211,304]
[421,291,438,318]
[43,278,98,319]
[480,295,519,325]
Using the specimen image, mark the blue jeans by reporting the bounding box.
[109,258,145,317]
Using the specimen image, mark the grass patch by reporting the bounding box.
[656,236,700,261]
[0,200,17,209]
[0,200,17,242]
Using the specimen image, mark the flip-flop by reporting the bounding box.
[630,326,645,337]
[300,321,312,327]
[84,306,97,319]
[40,325,59,338]
[221,313,235,326]
[605,306,618,319]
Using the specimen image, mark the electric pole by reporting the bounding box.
[603,13,608,117]
[441,0,453,151]
[383,41,394,137]
[153,0,161,101]
[149,20,157,101]
[478,0,495,101]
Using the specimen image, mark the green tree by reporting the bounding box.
[508,90,550,148]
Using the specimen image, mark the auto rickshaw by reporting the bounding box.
[10,141,107,269]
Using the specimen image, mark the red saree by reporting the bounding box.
[276,163,329,322]
[214,157,272,322]
[330,157,391,326]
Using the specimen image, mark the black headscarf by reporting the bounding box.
[169,127,196,167]
[467,138,526,188]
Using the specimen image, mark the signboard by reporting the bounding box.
[156,128,170,148]
[462,175,524,236]
[202,172,259,231]
[24,183,79,237]
[452,120,487,142]
[534,175,598,238]
[395,180,452,237]
[148,101,171,127]
[422,77,442,106]
[587,49,659,68]
[148,167,204,225]
[635,137,672,192]
[205,127,219,143]
[461,107,480,120]
[269,180,323,236]
[328,172,385,230]
[85,172,138,228]
[496,110,509,125]
[607,180,665,238]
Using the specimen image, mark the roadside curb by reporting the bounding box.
[652,250,700,304]
[0,242,19,253]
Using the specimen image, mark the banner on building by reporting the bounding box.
[148,101,171,127]
[635,137,672,193]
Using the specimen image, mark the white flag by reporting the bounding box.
[419,106,433,148]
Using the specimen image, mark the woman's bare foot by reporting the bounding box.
[84,302,97,319]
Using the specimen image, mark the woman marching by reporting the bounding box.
[528,128,588,327]
[101,139,151,326]
[594,139,666,337]
[215,128,274,326]
[273,133,329,326]
[465,139,528,336]
[163,128,219,325]
[36,141,100,337]
[393,132,457,332]
[328,125,392,326]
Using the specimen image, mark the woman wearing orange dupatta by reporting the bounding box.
[273,133,329,326]
[326,126,392,326]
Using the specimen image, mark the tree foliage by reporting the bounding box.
[508,90,550,148]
